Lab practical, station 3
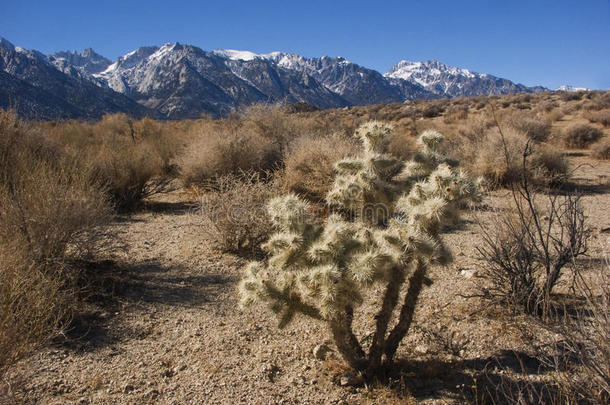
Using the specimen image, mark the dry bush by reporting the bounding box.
[239,103,323,146]
[476,179,589,318]
[465,127,569,188]
[282,134,357,203]
[560,92,583,102]
[0,111,111,376]
[197,173,282,255]
[46,114,178,210]
[421,102,445,118]
[181,124,280,188]
[550,267,610,403]
[591,138,610,160]
[387,129,417,160]
[584,110,610,127]
[563,124,604,149]
[583,92,610,111]
[537,100,557,113]
[507,114,552,142]
[443,105,469,124]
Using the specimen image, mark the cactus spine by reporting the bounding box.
[239,122,481,378]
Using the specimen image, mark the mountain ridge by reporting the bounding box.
[0,37,549,120]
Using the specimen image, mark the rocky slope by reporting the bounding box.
[0,38,157,120]
[385,60,546,98]
[0,37,547,119]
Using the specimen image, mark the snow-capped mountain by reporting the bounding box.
[0,37,156,120]
[49,48,111,76]
[557,85,590,92]
[0,37,549,120]
[385,60,544,97]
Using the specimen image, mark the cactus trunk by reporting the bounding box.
[366,266,405,377]
[384,260,428,362]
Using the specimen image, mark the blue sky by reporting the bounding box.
[1,0,609,89]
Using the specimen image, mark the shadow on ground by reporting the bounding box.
[59,259,234,351]
[381,350,563,403]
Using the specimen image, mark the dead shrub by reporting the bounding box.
[563,124,604,149]
[47,114,178,210]
[584,110,610,127]
[560,92,583,102]
[0,111,111,376]
[443,105,469,123]
[591,138,610,160]
[467,127,569,188]
[550,267,610,403]
[196,173,281,255]
[476,151,589,318]
[181,125,280,189]
[282,134,357,203]
[421,102,445,118]
[508,115,552,142]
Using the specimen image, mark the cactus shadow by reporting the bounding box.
[387,350,557,402]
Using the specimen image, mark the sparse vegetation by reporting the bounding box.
[563,124,604,149]
[592,138,610,160]
[197,172,281,255]
[0,111,111,376]
[1,90,609,403]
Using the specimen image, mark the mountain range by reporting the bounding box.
[0,37,548,120]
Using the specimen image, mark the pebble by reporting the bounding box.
[339,374,363,387]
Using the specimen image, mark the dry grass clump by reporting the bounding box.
[197,173,282,255]
[584,110,610,127]
[591,138,610,160]
[563,124,604,149]
[282,134,357,203]
[0,111,111,376]
[461,127,568,188]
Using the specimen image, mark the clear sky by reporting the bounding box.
[1,0,608,89]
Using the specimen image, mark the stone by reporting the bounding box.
[340,374,363,387]
[460,269,478,279]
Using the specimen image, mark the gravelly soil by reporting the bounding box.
[6,153,609,405]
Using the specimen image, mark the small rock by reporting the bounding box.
[340,374,363,387]
[415,344,429,354]
[313,344,331,360]
[460,269,478,279]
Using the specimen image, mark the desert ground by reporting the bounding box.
[2,91,609,404]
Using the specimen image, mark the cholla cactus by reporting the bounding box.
[326,121,403,225]
[239,122,482,378]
